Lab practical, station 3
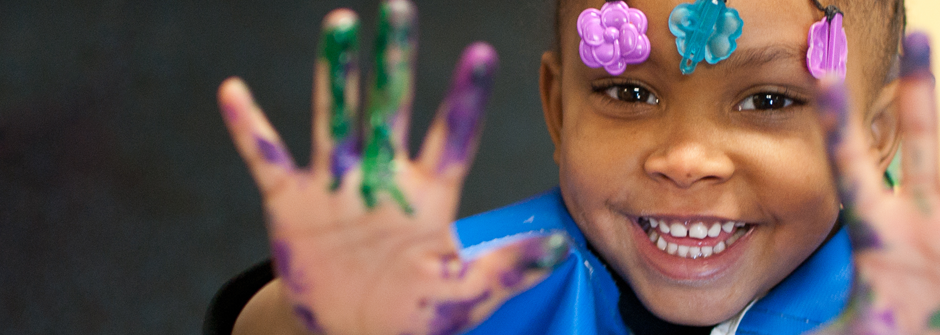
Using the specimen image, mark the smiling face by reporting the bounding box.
[541,0,899,326]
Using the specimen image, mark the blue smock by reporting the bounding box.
[454,188,853,335]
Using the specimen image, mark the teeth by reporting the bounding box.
[657,236,667,251]
[659,222,671,234]
[722,221,735,233]
[677,245,689,257]
[643,218,750,259]
[708,223,721,238]
[702,246,713,257]
[714,241,726,254]
[669,223,687,238]
[688,223,708,239]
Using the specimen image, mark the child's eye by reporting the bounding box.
[737,93,796,111]
[605,85,660,105]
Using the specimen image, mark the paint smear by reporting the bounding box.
[428,290,491,335]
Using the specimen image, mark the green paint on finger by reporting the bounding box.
[361,2,415,214]
[321,18,360,188]
[929,309,940,329]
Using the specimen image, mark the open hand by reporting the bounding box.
[217,1,568,334]
[817,32,940,335]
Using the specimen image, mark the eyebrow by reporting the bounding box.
[719,44,807,70]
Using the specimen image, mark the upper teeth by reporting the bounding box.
[641,217,749,259]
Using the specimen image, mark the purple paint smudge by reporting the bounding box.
[440,255,469,280]
[256,136,290,165]
[901,32,932,78]
[293,305,325,333]
[272,240,305,292]
[222,105,238,122]
[818,79,848,156]
[498,269,524,288]
[428,290,491,335]
[330,137,360,185]
[439,43,498,171]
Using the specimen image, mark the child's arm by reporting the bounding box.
[816,32,940,335]
[216,2,567,334]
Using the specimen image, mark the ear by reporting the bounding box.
[540,51,563,163]
[868,80,901,174]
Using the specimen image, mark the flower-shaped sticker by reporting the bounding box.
[668,0,743,75]
[807,13,848,80]
[578,1,651,76]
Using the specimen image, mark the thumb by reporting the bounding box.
[428,233,571,335]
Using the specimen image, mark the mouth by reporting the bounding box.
[636,216,755,259]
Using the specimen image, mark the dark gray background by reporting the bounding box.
[0,0,559,333]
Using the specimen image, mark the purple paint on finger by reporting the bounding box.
[818,78,848,155]
[256,136,291,165]
[498,269,524,288]
[222,105,238,122]
[440,254,469,280]
[429,290,491,335]
[293,305,325,333]
[901,32,932,78]
[330,137,360,188]
[272,240,305,292]
[439,43,499,171]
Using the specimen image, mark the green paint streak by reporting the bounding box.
[321,20,359,189]
[930,308,940,329]
[361,3,414,214]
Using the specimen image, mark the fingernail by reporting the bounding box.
[439,43,499,170]
[292,305,325,333]
[521,233,570,270]
[901,32,932,78]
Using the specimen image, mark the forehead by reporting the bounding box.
[560,0,820,68]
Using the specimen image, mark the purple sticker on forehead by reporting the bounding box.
[807,13,848,81]
[578,1,651,75]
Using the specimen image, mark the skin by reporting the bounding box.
[221,0,940,334]
[222,2,568,334]
[540,0,900,326]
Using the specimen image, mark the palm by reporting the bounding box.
[217,2,564,334]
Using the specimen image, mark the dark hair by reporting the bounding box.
[553,0,906,102]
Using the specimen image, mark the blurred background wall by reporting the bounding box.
[1,0,938,334]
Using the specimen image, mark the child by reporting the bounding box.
[207,0,940,334]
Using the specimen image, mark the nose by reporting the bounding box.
[644,140,735,189]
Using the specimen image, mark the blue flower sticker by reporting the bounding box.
[668,0,744,75]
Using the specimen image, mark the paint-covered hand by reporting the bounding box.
[217,2,568,334]
[815,32,940,335]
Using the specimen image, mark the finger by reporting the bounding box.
[312,9,362,189]
[818,76,888,250]
[219,77,297,195]
[417,43,499,179]
[898,32,939,207]
[429,233,571,335]
[361,0,418,212]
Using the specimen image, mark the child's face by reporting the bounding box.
[543,0,880,326]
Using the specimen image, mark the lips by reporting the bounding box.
[637,217,754,259]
